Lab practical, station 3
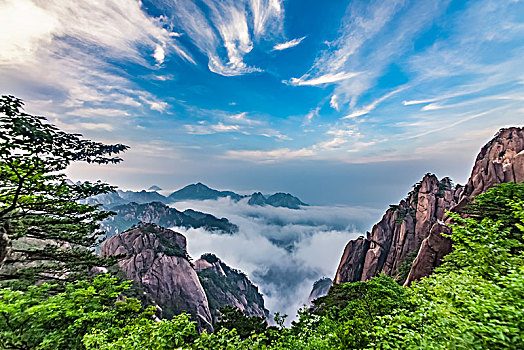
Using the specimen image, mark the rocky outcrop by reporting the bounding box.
[406,127,524,284]
[0,225,11,269]
[334,237,370,284]
[101,223,213,331]
[335,127,524,286]
[195,253,267,323]
[307,277,332,305]
[335,174,461,284]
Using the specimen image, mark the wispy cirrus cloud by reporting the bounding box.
[288,0,447,107]
[273,36,306,51]
[287,72,359,86]
[0,0,181,133]
[342,86,407,119]
[155,0,284,76]
[184,110,290,140]
[224,147,315,163]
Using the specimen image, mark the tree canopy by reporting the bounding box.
[0,95,128,287]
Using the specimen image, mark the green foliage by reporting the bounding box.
[214,306,268,339]
[0,95,128,287]
[370,183,524,349]
[395,250,418,284]
[312,275,411,349]
[0,274,152,350]
[83,314,197,350]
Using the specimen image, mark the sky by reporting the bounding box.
[1,0,524,207]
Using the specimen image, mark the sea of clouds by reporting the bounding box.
[168,197,382,323]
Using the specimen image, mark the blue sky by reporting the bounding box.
[1,0,523,207]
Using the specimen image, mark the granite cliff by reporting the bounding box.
[335,127,524,286]
[195,253,268,323]
[307,277,332,305]
[101,223,266,331]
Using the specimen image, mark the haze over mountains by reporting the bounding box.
[88,182,307,210]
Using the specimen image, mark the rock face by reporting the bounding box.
[406,127,524,285]
[101,201,238,238]
[335,127,524,286]
[0,225,11,269]
[307,277,332,305]
[101,224,213,332]
[195,253,267,323]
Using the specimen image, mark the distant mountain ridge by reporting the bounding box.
[168,182,244,202]
[87,182,308,209]
[101,201,238,238]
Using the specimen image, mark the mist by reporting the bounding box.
[168,198,382,323]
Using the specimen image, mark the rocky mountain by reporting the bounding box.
[266,192,308,209]
[117,189,169,204]
[194,253,268,323]
[86,182,307,210]
[335,127,524,286]
[101,223,266,332]
[168,182,243,202]
[168,183,308,209]
[84,191,128,207]
[307,277,332,305]
[101,224,213,331]
[101,201,238,238]
[247,192,307,209]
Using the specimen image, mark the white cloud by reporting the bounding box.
[342,86,407,119]
[224,148,315,162]
[318,126,358,150]
[156,0,284,76]
[403,106,507,140]
[288,72,359,86]
[287,0,445,108]
[139,96,169,112]
[330,94,339,111]
[0,0,187,131]
[67,108,130,118]
[168,198,381,321]
[185,122,242,135]
[212,122,241,132]
[227,112,262,125]
[302,107,320,126]
[0,0,58,63]
[153,45,165,64]
[273,36,306,51]
[78,122,114,131]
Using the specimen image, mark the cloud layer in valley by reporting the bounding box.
[167,198,382,323]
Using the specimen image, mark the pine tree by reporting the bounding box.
[0,95,128,288]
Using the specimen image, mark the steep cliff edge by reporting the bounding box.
[195,253,267,323]
[101,223,213,331]
[335,127,524,286]
[101,223,267,331]
[406,127,524,284]
[307,277,332,305]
